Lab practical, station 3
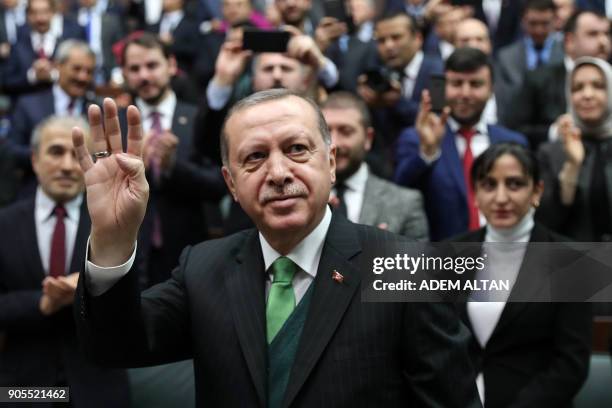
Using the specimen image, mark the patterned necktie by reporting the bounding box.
[49,205,66,277]
[266,257,297,343]
[459,128,479,231]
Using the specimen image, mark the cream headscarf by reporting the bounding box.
[567,57,612,139]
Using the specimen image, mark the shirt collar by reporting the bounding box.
[342,162,369,194]
[35,187,83,223]
[357,21,373,43]
[564,55,574,73]
[136,91,176,120]
[163,9,184,23]
[485,208,535,243]
[448,113,489,135]
[404,50,424,80]
[260,205,332,279]
[52,83,77,110]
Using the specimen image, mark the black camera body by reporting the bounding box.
[364,68,401,94]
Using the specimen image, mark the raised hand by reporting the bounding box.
[558,114,585,166]
[72,98,149,266]
[416,90,450,158]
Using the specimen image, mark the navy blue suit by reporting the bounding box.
[394,124,527,241]
[576,0,605,12]
[4,22,85,95]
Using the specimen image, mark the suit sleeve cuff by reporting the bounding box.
[85,237,137,296]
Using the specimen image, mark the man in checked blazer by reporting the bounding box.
[322,91,428,241]
[73,89,480,407]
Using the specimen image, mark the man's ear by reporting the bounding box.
[329,143,337,185]
[168,56,178,77]
[364,127,374,152]
[222,166,238,201]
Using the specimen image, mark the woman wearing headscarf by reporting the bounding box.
[538,57,612,241]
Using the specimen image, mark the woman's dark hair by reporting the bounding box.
[471,143,540,188]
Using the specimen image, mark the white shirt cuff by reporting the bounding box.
[85,237,137,296]
[318,57,338,88]
[418,148,441,165]
[206,79,233,110]
[27,67,36,84]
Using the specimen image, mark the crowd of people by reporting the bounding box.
[1,0,612,406]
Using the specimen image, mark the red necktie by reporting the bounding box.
[459,128,480,231]
[49,205,66,277]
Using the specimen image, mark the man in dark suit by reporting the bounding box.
[504,9,611,148]
[9,39,95,166]
[73,88,481,407]
[358,11,443,157]
[146,0,199,75]
[469,0,522,51]
[394,48,527,241]
[496,0,564,113]
[0,115,129,407]
[3,0,85,95]
[120,32,226,286]
[75,0,124,84]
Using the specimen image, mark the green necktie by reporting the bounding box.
[266,257,297,343]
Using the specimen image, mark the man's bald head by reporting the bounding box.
[454,18,492,55]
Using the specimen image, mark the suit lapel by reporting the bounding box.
[489,224,551,337]
[442,126,467,199]
[224,230,268,408]
[358,174,380,226]
[283,215,362,407]
[20,200,46,283]
[69,200,91,273]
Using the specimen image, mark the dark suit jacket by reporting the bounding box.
[495,37,564,116]
[147,16,200,74]
[3,23,85,95]
[470,0,522,51]
[75,213,481,407]
[394,124,527,241]
[0,198,129,408]
[503,61,567,149]
[537,138,612,241]
[130,101,226,286]
[452,224,592,408]
[576,0,605,12]
[326,37,378,93]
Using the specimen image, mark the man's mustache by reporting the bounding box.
[260,183,308,204]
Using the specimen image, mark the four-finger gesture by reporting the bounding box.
[72,98,149,267]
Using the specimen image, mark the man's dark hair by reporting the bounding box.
[445,47,494,81]
[564,9,608,35]
[120,32,172,67]
[321,91,372,129]
[471,142,540,189]
[521,0,556,16]
[27,0,55,13]
[374,11,419,35]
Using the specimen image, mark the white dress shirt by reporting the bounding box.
[331,162,368,224]
[606,0,612,19]
[85,204,332,301]
[439,40,454,61]
[3,9,18,44]
[136,91,177,133]
[159,10,184,36]
[53,84,83,116]
[30,30,56,58]
[78,7,103,66]
[482,0,502,33]
[261,206,331,304]
[467,209,534,405]
[402,50,424,99]
[35,187,83,275]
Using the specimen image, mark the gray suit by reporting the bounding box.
[99,14,124,80]
[358,173,429,241]
[495,38,564,114]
